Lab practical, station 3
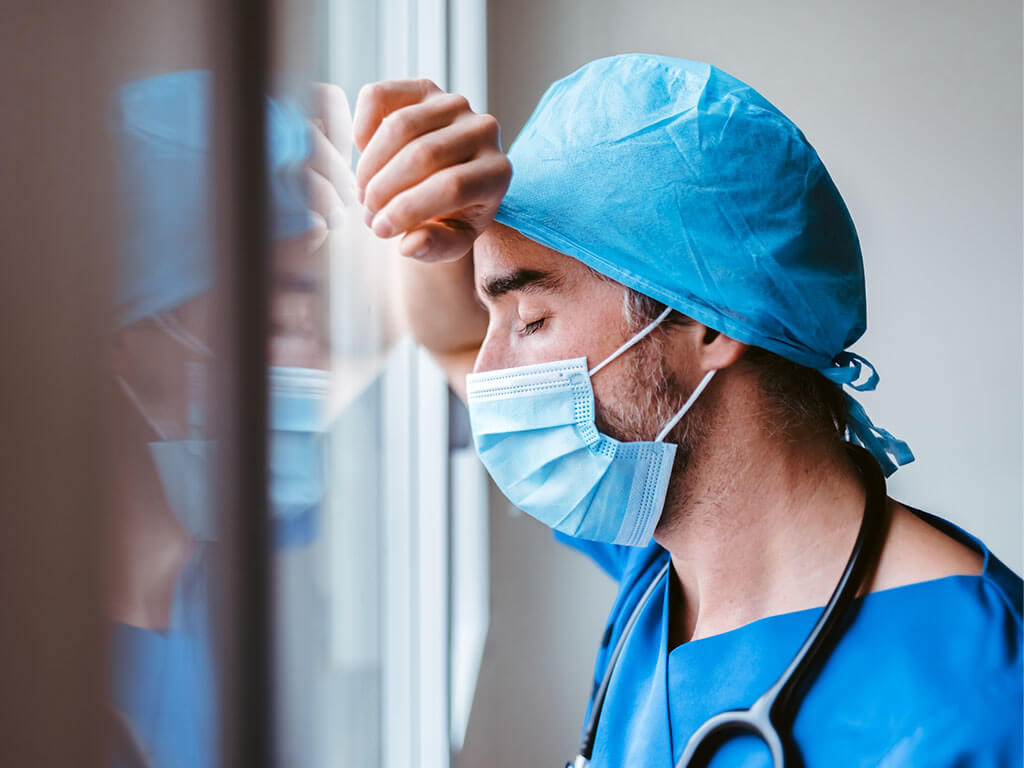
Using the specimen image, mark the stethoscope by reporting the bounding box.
[568,443,888,768]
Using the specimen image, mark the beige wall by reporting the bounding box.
[461,2,1023,766]
[0,3,120,765]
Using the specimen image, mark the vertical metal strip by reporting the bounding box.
[382,341,417,768]
[414,348,451,768]
[412,6,452,768]
[379,6,417,768]
[446,0,490,754]
[212,0,272,764]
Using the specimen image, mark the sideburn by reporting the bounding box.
[593,326,712,457]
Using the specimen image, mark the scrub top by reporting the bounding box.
[556,509,1023,767]
[109,546,216,768]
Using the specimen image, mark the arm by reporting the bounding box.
[352,79,509,399]
[399,255,486,401]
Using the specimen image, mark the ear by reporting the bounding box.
[693,324,745,372]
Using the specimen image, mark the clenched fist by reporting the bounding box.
[353,79,512,263]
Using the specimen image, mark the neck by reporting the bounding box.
[655,399,867,646]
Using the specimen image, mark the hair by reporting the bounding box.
[619,286,849,442]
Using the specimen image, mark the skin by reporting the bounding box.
[353,78,984,646]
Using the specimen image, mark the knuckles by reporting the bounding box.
[435,91,471,114]
[440,171,469,203]
[354,79,508,230]
[473,113,501,143]
[416,78,442,94]
[407,138,441,168]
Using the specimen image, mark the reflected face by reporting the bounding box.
[269,235,330,369]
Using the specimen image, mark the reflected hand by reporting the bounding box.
[353,79,512,263]
[303,83,359,249]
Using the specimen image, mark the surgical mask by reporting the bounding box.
[466,307,716,547]
[117,316,330,547]
[268,365,329,548]
[116,313,218,541]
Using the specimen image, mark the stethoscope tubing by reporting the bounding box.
[571,443,889,768]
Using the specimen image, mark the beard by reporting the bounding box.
[593,331,712,534]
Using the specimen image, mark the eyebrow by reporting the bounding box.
[479,268,565,301]
[272,272,321,293]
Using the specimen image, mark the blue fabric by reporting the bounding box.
[112,70,313,328]
[268,366,329,548]
[109,548,216,768]
[555,513,1023,766]
[496,54,912,475]
[467,356,677,547]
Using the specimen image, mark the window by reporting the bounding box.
[102,1,489,767]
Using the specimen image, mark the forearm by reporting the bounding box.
[400,251,486,356]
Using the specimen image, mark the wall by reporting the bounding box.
[0,3,121,765]
[460,2,1023,767]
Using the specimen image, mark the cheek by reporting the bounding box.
[590,343,675,441]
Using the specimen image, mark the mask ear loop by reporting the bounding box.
[588,306,673,376]
[655,369,716,443]
[116,313,214,442]
[115,375,170,441]
[152,313,215,359]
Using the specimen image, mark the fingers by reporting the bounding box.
[355,92,471,194]
[311,83,353,167]
[308,123,357,207]
[369,152,511,239]
[361,112,498,225]
[398,221,477,263]
[352,78,442,152]
[352,78,510,264]
[305,166,344,229]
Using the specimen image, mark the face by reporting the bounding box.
[473,224,710,458]
[111,292,212,441]
[269,236,330,369]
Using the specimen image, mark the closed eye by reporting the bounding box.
[520,318,546,336]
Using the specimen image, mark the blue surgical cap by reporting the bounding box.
[113,70,313,328]
[495,54,913,475]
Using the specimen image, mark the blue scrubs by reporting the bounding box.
[109,547,216,768]
[557,510,1023,766]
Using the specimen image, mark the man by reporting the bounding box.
[353,55,1021,764]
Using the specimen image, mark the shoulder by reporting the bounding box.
[864,499,988,594]
[865,500,1022,635]
[847,503,1022,701]
[800,531,1022,765]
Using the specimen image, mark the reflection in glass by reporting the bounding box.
[268,74,404,768]
[106,2,429,765]
[107,69,315,768]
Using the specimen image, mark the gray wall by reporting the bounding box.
[460,2,1023,767]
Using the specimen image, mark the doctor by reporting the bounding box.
[353,55,1022,765]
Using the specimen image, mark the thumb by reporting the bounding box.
[399,221,477,263]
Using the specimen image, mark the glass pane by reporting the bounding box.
[106,38,222,768]
[268,2,409,767]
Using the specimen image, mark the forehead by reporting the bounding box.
[474,222,600,290]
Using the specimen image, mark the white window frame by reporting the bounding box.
[373,2,491,767]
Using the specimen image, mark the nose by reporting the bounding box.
[471,332,510,374]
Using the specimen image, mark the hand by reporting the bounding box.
[302,82,359,250]
[353,79,512,263]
